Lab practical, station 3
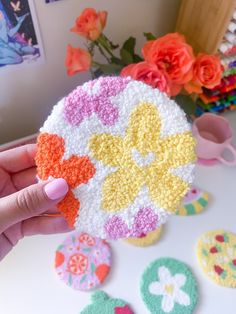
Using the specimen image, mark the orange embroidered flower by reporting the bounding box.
[70,8,107,41]
[36,133,96,227]
[65,45,91,76]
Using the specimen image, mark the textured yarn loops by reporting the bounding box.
[80,290,135,314]
[36,76,196,239]
[196,229,236,288]
[176,186,209,216]
[141,258,198,314]
[125,226,163,247]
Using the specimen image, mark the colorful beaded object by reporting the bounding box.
[141,258,198,314]
[36,76,196,239]
[124,226,163,247]
[54,231,111,291]
[196,229,236,288]
[176,186,209,216]
[80,291,134,314]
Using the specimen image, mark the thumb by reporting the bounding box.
[0,178,69,233]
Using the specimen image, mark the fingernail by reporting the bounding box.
[44,178,69,200]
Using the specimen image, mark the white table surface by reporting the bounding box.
[0,111,236,314]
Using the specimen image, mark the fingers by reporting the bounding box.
[0,216,71,261]
[0,233,13,261]
[0,144,36,173]
[12,167,37,190]
[22,216,72,236]
[0,178,69,233]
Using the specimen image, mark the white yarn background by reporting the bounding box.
[40,79,195,238]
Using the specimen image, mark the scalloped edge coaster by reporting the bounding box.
[140,258,198,314]
[196,229,236,288]
[54,231,111,291]
[176,186,209,216]
[124,226,163,247]
[80,291,135,314]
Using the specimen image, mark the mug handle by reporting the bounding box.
[217,143,236,166]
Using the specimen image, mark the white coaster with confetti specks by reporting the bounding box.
[36,76,196,240]
[176,186,209,216]
[196,229,236,287]
[54,231,111,291]
[141,258,198,314]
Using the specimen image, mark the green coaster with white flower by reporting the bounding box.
[140,258,198,314]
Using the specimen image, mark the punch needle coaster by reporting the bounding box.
[176,186,209,216]
[54,231,111,291]
[124,226,163,247]
[141,258,198,314]
[36,76,196,240]
[80,291,135,314]
[196,229,236,287]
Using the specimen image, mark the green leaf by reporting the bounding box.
[133,54,143,62]
[57,245,64,251]
[202,248,208,257]
[122,37,136,55]
[83,248,91,253]
[111,56,125,65]
[68,274,73,286]
[120,48,133,64]
[97,63,123,74]
[80,274,87,284]
[174,94,196,119]
[91,263,96,274]
[143,32,156,41]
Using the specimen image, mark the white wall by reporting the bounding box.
[0,0,181,144]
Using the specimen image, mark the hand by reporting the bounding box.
[0,144,71,261]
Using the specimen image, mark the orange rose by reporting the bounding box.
[142,33,195,89]
[121,61,170,95]
[184,53,223,94]
[65,45,91,76]
[71,8,107,41]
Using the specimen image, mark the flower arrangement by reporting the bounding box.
[65,8,223,99]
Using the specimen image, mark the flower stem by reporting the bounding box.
[94,41,111,63]
[97,33,116,58]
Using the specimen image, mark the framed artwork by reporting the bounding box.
[0,0,44,70]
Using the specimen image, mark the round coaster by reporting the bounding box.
[141,258,198,314]
[81,291,134,314]
[54,231,111,290]
[124,226,163,247]
[196,229,236,287]
[176,186,209,216]
[36,76,196,239]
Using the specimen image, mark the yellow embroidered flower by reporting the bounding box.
[89,102,196,213]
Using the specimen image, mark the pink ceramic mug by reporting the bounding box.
[192,113,236,166]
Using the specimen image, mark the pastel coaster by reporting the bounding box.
[36,76,196,239]
[196,229,236,287]
[141,258,198,314]
[176,186,209,216]
[124,226,163,247]
[54,231,111,291]
[80,291,134,314]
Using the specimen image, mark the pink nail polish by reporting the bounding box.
[44,178,69,200]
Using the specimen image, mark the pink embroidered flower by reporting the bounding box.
[64,76,130,126]
[104,208,158,239]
